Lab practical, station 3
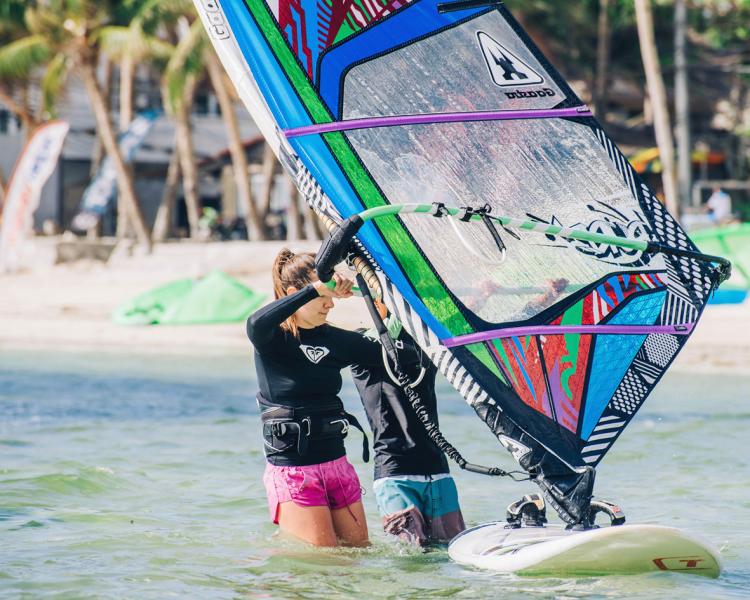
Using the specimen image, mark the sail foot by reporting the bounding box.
[478,404,597,525]
[532,466,596,527]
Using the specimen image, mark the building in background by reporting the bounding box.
[0,65,260,238]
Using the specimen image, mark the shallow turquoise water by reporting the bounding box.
[1,350,749,599]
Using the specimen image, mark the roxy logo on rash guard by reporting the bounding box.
[300,345,330,364]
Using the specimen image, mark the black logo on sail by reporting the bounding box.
[477,31,544,88]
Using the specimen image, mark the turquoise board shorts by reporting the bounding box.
[373,475,465,545]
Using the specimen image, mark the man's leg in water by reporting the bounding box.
[374,477,430,546]
[424,476,466,543]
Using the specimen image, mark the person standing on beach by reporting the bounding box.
[246,248,384,548]
[704,187,733,224]
[351,300,466,547]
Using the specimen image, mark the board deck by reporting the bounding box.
[448,523,721,577]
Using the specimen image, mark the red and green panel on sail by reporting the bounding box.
[487,272,667,439]
[274,0,416,78]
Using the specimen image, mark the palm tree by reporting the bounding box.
[163,17,205,237]
[161,8,269,240]
[594,0,611,120]
[0,0,43,139]
[204,49,268,240]
[98,6,173,237]
[2,1,153,249]
[152,147,181,241]
[102,1,206,240]
[634,0,678,216]
[674,0,691,209]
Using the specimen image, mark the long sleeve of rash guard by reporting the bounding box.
[246,284,319,347]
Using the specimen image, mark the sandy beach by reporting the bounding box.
[2,236,748,373]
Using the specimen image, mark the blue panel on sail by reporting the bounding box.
[581,290,667,440]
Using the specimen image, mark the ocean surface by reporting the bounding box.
[1,349,748,599]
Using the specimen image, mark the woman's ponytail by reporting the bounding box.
[271,248,316,337]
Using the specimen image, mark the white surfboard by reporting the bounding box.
[448,523,721,577]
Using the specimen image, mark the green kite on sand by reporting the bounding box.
[113,270,266,325]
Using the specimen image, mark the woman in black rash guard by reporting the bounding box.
[246,248,383,547]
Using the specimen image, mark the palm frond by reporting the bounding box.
[97,25,132,59]
[0,34,51,80]
[98,23,174,65]
[41,53,71,118]
[132,0,196,34]
[0,0,28,38]
[164,19,206,113]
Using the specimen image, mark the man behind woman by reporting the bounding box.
[246,248,464,547]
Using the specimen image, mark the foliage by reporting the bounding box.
[0,35,50,81]
[164,19,207,115]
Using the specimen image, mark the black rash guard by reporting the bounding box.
[246,284,383,466]
[351,328,450,480]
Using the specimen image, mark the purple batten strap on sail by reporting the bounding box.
[283,106,593,138]
[441,322,695,348]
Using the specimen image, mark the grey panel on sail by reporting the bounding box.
[342,11,565,119]
[346,119,664,323]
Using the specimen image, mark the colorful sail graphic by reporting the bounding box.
[195,0,720,506]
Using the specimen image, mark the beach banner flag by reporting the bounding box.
[71,110,158,231]
[0,120,69,272]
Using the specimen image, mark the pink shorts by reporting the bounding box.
[262,456,363,524]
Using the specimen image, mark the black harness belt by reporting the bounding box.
[258,394,369,462]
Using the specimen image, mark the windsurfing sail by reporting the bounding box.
[194,0,729,523]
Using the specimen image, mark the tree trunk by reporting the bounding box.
[285,173,305,240]
[116,53,134,239]
[119,54,134,131]
[634,0,678,217]
[174,85,201,238]
[674,0,691,210]
[0,87,37,138]
[260,143,276,223]
[311,210,326,240]
[90,57,112,178]
[88,56,112,240]
[152,142,181,242]
[0,166,6,215]
[594,0,611,120]
[204,51,266,240]
[737,84,749,180]
[79,61,152,250]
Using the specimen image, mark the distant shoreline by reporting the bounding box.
[2,237,748,374]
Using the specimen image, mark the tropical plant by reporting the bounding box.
[98,0,174,236]
[0,0,152,248]
[163,17,205,237]
[0,0,47,135]
[205,48,269,240]
[635,0,678,215]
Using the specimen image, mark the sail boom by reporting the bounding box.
[442,323,694,347]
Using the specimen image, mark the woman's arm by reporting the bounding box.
[247,274,354,347]
[246,285,318,346]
